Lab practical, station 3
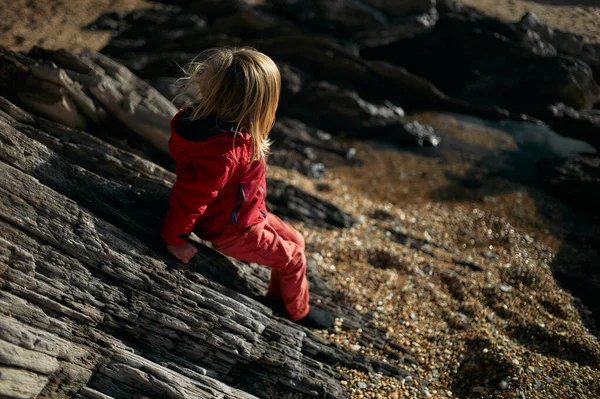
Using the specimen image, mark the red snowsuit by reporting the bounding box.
[161,107,310,321]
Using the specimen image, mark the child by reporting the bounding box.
[161,47,335,330]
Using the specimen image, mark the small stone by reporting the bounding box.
[500,285,512,293]
[350,344,361,351]
[355,304,364,311]
[483,251,498,259]
[511,358,520,366]
[500,380,509,390]
[472,386,485,394]
[357,382,368,389]
[357,215,366,224]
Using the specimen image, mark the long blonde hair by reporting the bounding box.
[180,47,280,161]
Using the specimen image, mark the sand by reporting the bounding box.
[459,0,600,44]
[0,0,153,52]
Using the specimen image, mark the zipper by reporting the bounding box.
[259,185,267,218]
[231,184,246,224]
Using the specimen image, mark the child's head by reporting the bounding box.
[183,47,281,161]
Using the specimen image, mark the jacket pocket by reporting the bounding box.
[231,184,246,224]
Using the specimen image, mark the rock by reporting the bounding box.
[268,0,437,46]
[545,103,600,151]
[0,52,413,397]
[267,179,357,229]
[500,380,509,390]
[456,55,600,112]
[361,6,600,143]
[537,154,600,218]
[1,47,177,156]
[500,285,513,293]
[472,386,485,394]
[357,381,368,389]
[366,120,441,147]
[92,6,508,125]
[518,12,600,81]
[268,118,361,178]
[311,81,405,130]
[452,258,485,272]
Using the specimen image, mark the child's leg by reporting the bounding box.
[262,213,305,299]
[212,221,310,321]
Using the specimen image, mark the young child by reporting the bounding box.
[161,47,335,330]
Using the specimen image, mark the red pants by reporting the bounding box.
[211,213,310,321]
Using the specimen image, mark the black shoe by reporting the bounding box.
[295,308,335,330]
[258,296,289,318]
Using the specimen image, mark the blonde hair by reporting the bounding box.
[180,47,281,161]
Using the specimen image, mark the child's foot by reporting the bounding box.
[294,308,335,330]
[259,296,289,318]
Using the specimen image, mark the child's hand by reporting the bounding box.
[167,242,198,264]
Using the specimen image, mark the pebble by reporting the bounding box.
[350,344,361,351]
[500,380,509,390]
[500,285,513,293]
[535,379,542,390]
[357,382,367,389]
[511,358,520,366]
[472,386,485,394]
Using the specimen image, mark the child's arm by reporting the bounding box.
[161,154,234,259]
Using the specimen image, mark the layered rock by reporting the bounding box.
[0,49,411,398]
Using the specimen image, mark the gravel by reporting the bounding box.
[267,113,600,399]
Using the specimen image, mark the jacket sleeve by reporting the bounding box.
[161,155,235,246]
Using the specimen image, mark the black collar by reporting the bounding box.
[173,106,239,142]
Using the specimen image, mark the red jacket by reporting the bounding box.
[161,107,268,246]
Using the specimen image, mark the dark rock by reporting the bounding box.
[545,103,600,151]
[369,208,394,220]
[366,120,441,147]
[456,55,600,112]
[537,154,600,218]
[267,179,357,228]
[268,0,437,46]
[452,258,485,272]
[310,81,404,129]
[518,12,600,82]
[271,118,359,163]
[362,8,600,113]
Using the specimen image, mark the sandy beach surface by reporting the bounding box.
[459,0,600,44]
